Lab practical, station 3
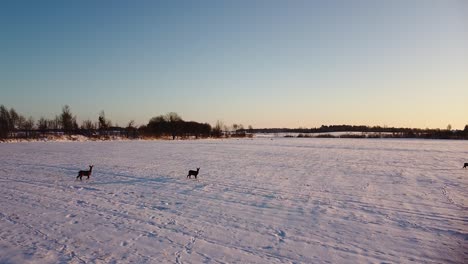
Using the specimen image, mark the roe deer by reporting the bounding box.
[187,168,200,179]
[463,163,468,169]
[77,165,94,181]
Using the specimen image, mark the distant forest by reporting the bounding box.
[1,104,467,140]
[252,125,468,140]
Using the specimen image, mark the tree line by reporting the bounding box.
[251,124,468,140]
[1,104,466,140]
[0,105,250,140]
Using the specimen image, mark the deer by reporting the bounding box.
[187,168,200,179]
[77,165,94,181]
[463,163,468,169]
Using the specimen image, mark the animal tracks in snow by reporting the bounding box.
[175,229,204,264]
[0,139,467,263]
[441,185,466,210]
[274,229,286,243]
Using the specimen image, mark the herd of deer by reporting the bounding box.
[76,165,201,181]
[76,163,467,181]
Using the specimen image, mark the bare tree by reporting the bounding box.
[98,110,112,129]
[81,119,95,130]
[52,115,61,130]
[22,116,35,137]
[16,115,26,130]
[126,120,136,138]
[127,120,135,128]
[165,112,183,140]
[23,116,35,130]
[212,120,224,138]
[165,112,182,123]
[37,117,48,131]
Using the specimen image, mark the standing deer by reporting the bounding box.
[77,165,94,181]
[187,168,200,179]
[463,163,468,169]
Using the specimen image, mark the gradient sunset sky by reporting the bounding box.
[1,0,467,129]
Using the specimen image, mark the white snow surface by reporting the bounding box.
[0,138,467,263]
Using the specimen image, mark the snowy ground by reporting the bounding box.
[0,138,467,263]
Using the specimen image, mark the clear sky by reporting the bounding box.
[1,0,467,129]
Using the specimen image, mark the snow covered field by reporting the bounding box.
[0,138,467,263]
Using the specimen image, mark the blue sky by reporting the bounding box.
[1,0,467,129]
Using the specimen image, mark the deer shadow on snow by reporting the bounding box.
[89,170,174,186]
